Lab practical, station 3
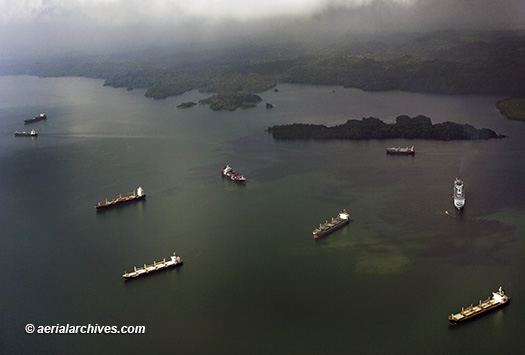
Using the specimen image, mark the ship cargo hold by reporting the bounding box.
[448,287,509,325]
[386,146,415,155]
[123,253,183,280]
[313,210,350,239]
[95,187,146,210]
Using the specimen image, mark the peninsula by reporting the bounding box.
[177,101,196,109]
[496,98,525,121]
[267,115,506,140]
[2,30,524,104]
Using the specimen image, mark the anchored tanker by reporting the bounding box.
[24,113,47,124]
[123,253,183,280]
[95,187,146,210]
[313,210,350,239]
[448,287,509,325]
[14,129,38,137]
[453,177,465,210]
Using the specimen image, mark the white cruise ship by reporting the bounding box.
[453,177,465,210]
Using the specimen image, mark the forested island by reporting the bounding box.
[198,92,262,111]
[267,115,506,140]
[176,102,196,109]
[1,30,524,107]
[176,93,262,111]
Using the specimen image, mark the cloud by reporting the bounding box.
[0,0,336,26]
[0,0,524,59]
[2,0,523,29]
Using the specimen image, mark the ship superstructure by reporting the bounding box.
[453,177,465,210]
[313,210,350,239]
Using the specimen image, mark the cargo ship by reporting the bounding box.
[453,177,465,210]
[24,113,47,124]
[14,129,38,137]
[221,165,246,183]
[448,286,510,325]
[123,253,183,280]
[386,146,415,155]
[313,210,350,239]
[95,187,146,210]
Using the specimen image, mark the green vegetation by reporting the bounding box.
[198,92,262,111]
[267,115,506,140]
[176,102,197,109]
[2,30,524,102]
[496,98,525,121]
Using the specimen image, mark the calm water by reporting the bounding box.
[1,76,524,354]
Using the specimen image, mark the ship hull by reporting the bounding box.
[221,174,246,183]
[386,150,415,155]
[95,194,146,210]
[448,299,510,325]
[24,115,47,124]
[313,219,349,239]
[454,199,465,210]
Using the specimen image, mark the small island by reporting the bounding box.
[198,92,262,111]
[176,101,197,109]
[267,115,506,140]
[496,98,525,121]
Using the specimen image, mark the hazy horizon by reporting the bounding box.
[1,0,525,60]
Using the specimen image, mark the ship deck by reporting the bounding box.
[124,259,181,278]
[95,194,145,209]
[449,298,501,322]
[313,218,346,233]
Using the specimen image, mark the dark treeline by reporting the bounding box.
[2,30,525,100]
[267,115,506,140]
[198,92,262,111]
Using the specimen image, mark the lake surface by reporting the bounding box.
[1,76,524,354]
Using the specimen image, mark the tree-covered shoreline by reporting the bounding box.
[267,115,507,141]
[1,30,524,103]
[496,98,525,121]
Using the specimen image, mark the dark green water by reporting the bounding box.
[1,76,524,354]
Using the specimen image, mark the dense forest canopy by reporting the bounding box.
[266,115,506,141]
[1,30,524,102]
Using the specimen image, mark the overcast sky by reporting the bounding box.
[0,0,334,24]
[1,0,524,59]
